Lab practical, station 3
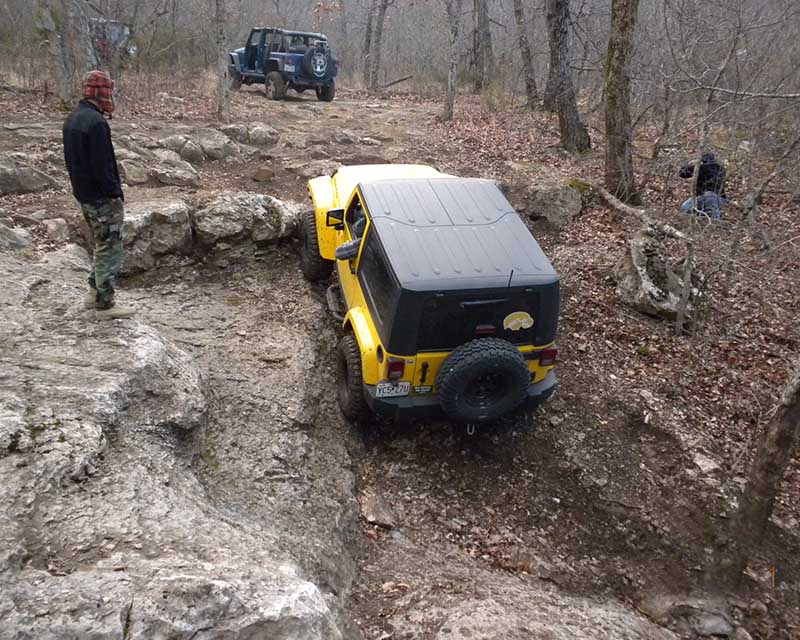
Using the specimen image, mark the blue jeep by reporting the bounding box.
[227,28,337,102]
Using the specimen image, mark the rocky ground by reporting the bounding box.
[1,83,798,639]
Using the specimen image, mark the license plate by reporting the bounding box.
[284,64,295,72]
[375,381,410,398]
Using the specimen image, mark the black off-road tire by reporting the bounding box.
[298,209,333,282]
[436,338,530,423]
[316,82,335,102]
[337,332,369,423]
[226,68,243,92]
[265,71,286,100]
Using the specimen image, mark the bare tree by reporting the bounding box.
[714,364,800,586]
[214,0,230,121]
[472,0,494,91]
[604,0,640,203]
[369,0,394,89]
[362,0,377,87]
[512,0,537,107]
[544,0,590,152]
[441,0,462,121]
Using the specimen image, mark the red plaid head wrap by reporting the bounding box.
[82,70,115,117]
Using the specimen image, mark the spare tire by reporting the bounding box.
[303,45,329,78]
[436,338,530,423]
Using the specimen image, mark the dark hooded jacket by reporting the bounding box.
[62,100,123,204]
[679,153,726,198]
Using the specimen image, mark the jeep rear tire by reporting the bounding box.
[316,82,335,102]
[299,208,333,282]
[436,338,530,423]
[265,71,286,100]
[337,332,369,423]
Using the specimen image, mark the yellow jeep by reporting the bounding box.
[299,164,559,423]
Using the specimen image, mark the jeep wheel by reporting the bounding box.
[226,69,243,92]
[337,332,369,423]
[265,71,286,100]
[299,208,333,282]
[316,82,335,102]
[436,338,530,423]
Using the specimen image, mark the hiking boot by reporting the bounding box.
[95,304,136,321]
[84,290,98,309]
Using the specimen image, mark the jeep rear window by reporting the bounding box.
[417,292,539,351]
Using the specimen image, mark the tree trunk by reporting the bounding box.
[472,0,494,91]
[544,0,590,152]
[714,365,800,587]
[604,0,640,203]
[369,0,392,90]
[441,0,462,121]
[542,0,563,111]
[512,0,537,107]
[363,0,377,87]
[214,0,230,122]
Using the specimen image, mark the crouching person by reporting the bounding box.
[62,70,134,320]
[679,152,728,220]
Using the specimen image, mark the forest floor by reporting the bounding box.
[1,78,799,639]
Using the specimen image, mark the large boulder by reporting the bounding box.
[121,199,193,275]
[614,225,705,322]
[196,128,240,160]
[193,193,301,247]
[149,159,199,187]
[159,134,206,163]
[521,182,583,228]
[0,223,32,250]
[0,155,58,195]
[220,123,280,147]
[0,247,351,639]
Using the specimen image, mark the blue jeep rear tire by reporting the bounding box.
[316,82,335,102]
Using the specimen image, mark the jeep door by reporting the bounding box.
[336,191,369,309]
[243,29,262,71]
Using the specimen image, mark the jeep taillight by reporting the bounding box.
[539,348,558,367]
[387,357,405,380]
[474,324,496,337]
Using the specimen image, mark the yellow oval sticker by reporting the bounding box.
[503,311,534,331]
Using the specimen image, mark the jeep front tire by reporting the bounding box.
[337,332,368,423]
[265,71,286,100]
[299,209,333,282]
[436,338,530,423]
[316,82,335,102]
[226,68,243,92]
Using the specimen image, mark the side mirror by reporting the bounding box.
[326,208,344,228]
[335,238,361,261]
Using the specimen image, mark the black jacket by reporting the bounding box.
[679,153,726,198]
[62,100,123,204]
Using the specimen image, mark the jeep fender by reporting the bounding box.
[307,176,337,260]
[228,52,241,71]
[342,307,379,385]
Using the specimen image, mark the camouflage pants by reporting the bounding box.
[80,198,125,309]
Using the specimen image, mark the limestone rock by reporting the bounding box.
[523,182,583,228]
[149,160,199,187]
[119,160,150,185]
[0,155,58,195]
[193,193,300,247]
[196,128,239,160]
[159,134,206,163]
[42,217,71,241]
[361,494,401,529]
[614,226,705,322]
[220,123,280,147]
[0,247,353,640]
[0,223,32,250]
[121,199,193,275]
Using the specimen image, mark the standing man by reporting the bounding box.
[63,70,134,320]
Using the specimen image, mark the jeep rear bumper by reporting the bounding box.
[363,370,557,422]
